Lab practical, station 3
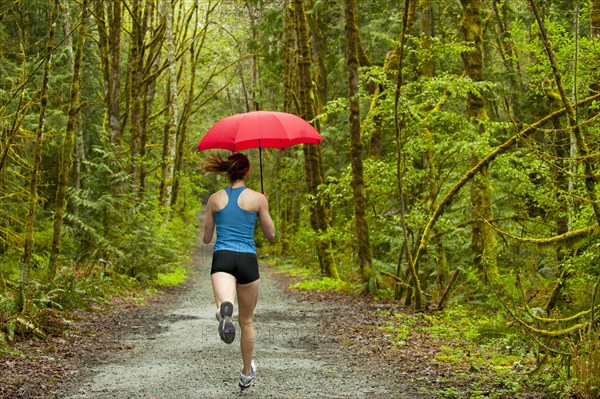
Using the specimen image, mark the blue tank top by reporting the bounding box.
[213,186,258,254]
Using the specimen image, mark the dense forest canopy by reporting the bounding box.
[0,0,598,396]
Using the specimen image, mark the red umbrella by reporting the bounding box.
[197,111,325,192]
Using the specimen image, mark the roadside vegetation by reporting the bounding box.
[278,260,598,398]
[1,1,598,397]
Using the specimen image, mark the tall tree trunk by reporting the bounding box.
[344,0,375,288]
[489,0,522,94]
[294,0,339,279]
[58,0,85,217]
[589,0,600,115]
[18,0,60,311]
[460,0,498,280]
[159,0,179,216]
[244,1,259,110]
[417,0,437,201]
[545,103,571,313]
[128,0,145,186]
[280,1,299,255]
[173,0,211,208]
[394,0,423,310]
[94,0,122,143]
[368,2,415,158]
[420,0,435,79]
[307,0,327,112]
[530,0,600,311]
[416,0,448,297]
[49,0,89,279]
[592,0,600,38]
[139,1,161,196]
[283,2,297,114]
[108,0,122,143]
[530,0,600,225]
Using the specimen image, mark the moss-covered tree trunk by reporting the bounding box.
[530,0,600,225]
[489,0,523,95]
[173,0,205,208]
[592,0,600,38]
[344,0,375,288]
[368,2,415,159]
[307,0,328,112]
[94,0,122,144]
[394,0,423,310]
[529,0,600,310]
[545,103,571,313]
[159,0,179,216]
[416,0,449,296]
[416,0,437,205]
[460,0,498,280]
[128,0,145,187]
[49,0,89,279]
[279,2,298,255]
[294,0,339,279]
[283,2,296,114]
[139,1,161,195]
[17,0,60,311]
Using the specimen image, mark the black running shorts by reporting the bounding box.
[210,250,260,284]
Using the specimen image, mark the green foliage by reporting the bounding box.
[382,311,417,346]
[380,305,582,398]
[572,330,600,398]
[0,264,141,354]
[271,259,314,281]
[154,266,187,287]
[0,1,598,395]
[289,277,354,292]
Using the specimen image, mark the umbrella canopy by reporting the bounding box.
[196,110,324,152]
[197,111,325,192]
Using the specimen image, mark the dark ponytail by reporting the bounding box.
[203,152,250,183]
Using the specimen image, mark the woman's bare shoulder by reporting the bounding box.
[243,187,261,195]
[238,187,265,211]
[242,188,266,201]
[208,189,228,210]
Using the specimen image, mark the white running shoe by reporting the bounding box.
[239,360,256,390]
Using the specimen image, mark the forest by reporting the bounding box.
[0,0,599,397]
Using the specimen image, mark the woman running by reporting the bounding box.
[202,152,275,390]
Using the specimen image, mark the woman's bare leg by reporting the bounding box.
[236,279,260,375]
[211,272,237,319]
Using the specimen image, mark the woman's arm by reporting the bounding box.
[258,195,275,241]
[203,198,215,244]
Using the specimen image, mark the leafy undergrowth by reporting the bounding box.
[0,290,172,398]
[0,265,191,398]
[154,265,188,287]
[289,276,355,292]
[270,261,588,399]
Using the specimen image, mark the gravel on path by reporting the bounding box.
[58,240,425,399]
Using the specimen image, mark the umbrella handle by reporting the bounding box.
[256,103,264,194]
[259,142,264,194]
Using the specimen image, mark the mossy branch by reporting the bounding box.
[488,222,598,246]
[524,305,600,324]
[411,92,600,273]
[380,270,402,282]
[528,332,572,356]
[514,316,590,338]
[491,275,595,338]
[515,271,600,324]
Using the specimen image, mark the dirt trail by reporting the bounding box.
[58,239,425,399]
